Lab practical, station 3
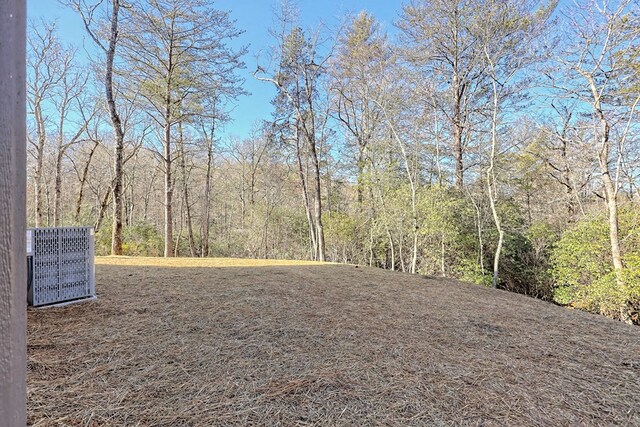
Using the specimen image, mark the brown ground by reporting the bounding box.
[27,257,640,426]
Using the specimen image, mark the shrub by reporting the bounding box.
[122,224,164,257]
[551,206,640,320]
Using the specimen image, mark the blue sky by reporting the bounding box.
[27,0,402,140]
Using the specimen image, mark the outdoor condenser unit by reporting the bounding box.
[27,226,96,307]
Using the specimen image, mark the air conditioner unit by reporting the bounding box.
[27,227,96,307]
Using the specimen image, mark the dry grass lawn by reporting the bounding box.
[27,257,640,426]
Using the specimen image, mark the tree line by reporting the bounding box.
[27,0,640,324]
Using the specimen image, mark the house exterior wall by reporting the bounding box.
[0,0,27,425]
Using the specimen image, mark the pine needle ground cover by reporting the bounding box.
[28,257,640,426]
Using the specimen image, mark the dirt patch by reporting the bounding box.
[27,259,640,426]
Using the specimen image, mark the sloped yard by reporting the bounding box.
[27,257,640,426]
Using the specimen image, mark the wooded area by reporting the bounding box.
[27,0,640,324]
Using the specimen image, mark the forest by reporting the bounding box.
[27,0,640,324]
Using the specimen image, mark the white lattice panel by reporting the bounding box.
[28,227,95,307]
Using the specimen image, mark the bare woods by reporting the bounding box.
[28,0,640,323]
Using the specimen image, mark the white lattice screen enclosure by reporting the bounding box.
[27,227,96,307]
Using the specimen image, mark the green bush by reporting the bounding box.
[551,206,640,319]
[94,226,113,256]
[94,223,163,256]
[455,258,493,287]
[122,224,164,256]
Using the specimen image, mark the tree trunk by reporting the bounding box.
[433,98,443,186]
[179,124,196,257]
[488,159,504,289]
[262,202,272,259]
[164,121,174,257]
[111,135,124,255]
[453,119,464,191]
[597,112,628,322]
[386,227,395,271]
[356,147,365,206]
[94,188,111,233]
[105,0,125,255]
[33,100,46,228]
[368,225,374,267]
[75,140,99,222]
[470,193,485,281]
[377,183,395,271]
[44,181,53,226]
[34,147,44,228]
[440,238,446,276]
[201,133,213,257]
[597,117,624,270]
[162,35,175,257]
[53,150,63,226]
[452,67,465,190]
[379,112,418,273]
[294,124,317,260]
[309,138,325,262]
[142,167,157,223]
[398,235,405,273]
[174,192,183,257]
[126,169,136,226]
[487,77,503,289]
[184,174,196,257]
[587,70,629,322]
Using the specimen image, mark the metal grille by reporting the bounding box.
[28,227,95,307]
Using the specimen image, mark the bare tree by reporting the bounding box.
[367,60,424,274]
[478,0,556,288]
[255,4,331,261]
[52,57,97,226]
[559,0,640,321]
[120,0,245,257]
[330,12,389,206]
[27,20,64,227]
[64,0,127,254]
[537,103,593,218]
[398,0,490,190]
[197,103,219,258]
[69,136,101,223]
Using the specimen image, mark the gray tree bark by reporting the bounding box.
[163,106,174,257]
[586,74,629,322]
[105,1,125,255]
[201,127,214,258]
[75,140,100,222]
